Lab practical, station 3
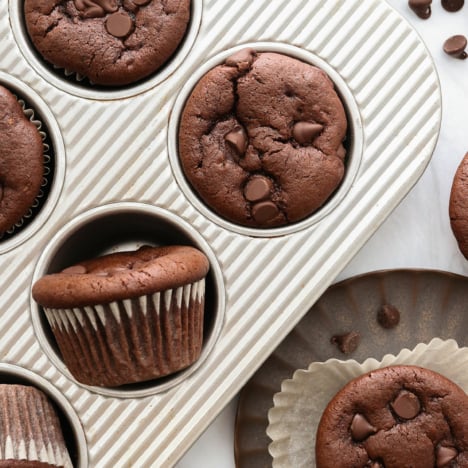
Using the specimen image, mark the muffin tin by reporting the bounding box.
[1,0,441,465]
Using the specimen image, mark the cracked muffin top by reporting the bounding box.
[24,0,190,86]
[178,48,348,228]
[315,365,468,468]
[32,245,210,308]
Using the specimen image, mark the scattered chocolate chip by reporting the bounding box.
[443,35,467,59]
[436,446,458,467]
[350,414,377,441]
[391,390,421,420]
[441,0,464,11]
[244,177,272,202]
[106,11,134,38]
[251,201,279,223]
[225,126,248,156]
[74,0,118,18]
[330,331,360,354]
[132,0,151,5]
[225,48,256,71]
[61,265,87,274]
[408,0,432,18]
[292,121,323,145]
[377,304,400,329]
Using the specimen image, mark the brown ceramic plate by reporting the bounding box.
[234,269,468,467]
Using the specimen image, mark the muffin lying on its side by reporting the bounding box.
[32,245,209,387]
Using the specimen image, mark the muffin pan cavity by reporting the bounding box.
[0,72,65,253]
[169,42,364,237]
[9,0,202,100]
[30,203,225,398]
[0,363,88,468]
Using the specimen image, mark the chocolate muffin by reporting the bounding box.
[32,245,209,387]
[0,384,72,467]
[315,365,468,468]
[0,85,44,236]
[24,0,191,86]
[450,152,468,259]
[178,48,348,228]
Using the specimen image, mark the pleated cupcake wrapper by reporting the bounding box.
[267,338,468,468]
[53,64,90,85]
[0,97,51,238]
[44,278,206,387]
[0,385,72,467]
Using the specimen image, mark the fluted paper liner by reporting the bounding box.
[1,97,51,238]
[267,338,468,468]
[44,278,206,387]
[0,384,72,467]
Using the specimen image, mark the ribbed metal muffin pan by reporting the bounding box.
[1,0,440,466]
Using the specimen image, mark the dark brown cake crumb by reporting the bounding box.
[377,304,401,329]
[330,331,360,354]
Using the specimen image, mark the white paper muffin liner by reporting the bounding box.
[0,96,51,238]
[0,384,72,467]
[267,338,468,468]
[44,278,206,387]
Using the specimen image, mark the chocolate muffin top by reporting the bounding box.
[24,0,190,86]
[32,245,210,308]
[0,86,44,236]
[315,365,468,468]
[450,152,468,259]
[178,49,348,228]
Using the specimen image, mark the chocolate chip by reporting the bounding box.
[106,11,134,38]
[244,177,271,202]
[436,446,458,467]
[132,0,151,5]
[443,35,467,59]
[225,48,256,71]
[330,331,360,354]
[350,414,377,442]
[293,122,323,145]
[441,0,464,11]
[408,0,432,18]
[377,304,400,329]
[391,390,421,419]
[225,126,248,156]
[74,0,118,18]
[251,201,279,223]
[61,265,87,274]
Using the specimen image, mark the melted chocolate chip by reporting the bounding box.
[331,331,360,354]
[251,201,279,223]
[408,0,432,18]
[225,48,256,71]
[391,390,421,420]
[436,446,458,467]
[441,0,464,11]
[293,121,323,145]
[132,0,151,5]
[225,126,248,156]
[350,414,377,442]
[377,304,400,329]
[61,265,87,275]
[443,35,467,59]
[74,0,118,18]
[244,177,271,202]
[106,11,134,38]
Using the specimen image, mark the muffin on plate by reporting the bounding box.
[0,384,72,467]
[316,365,468,468]
[178,48,348,228]
[24,0,191,86]
[32,245,209,387]
[0,85,44,237]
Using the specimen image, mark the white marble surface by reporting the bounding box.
[176,1,468,466]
